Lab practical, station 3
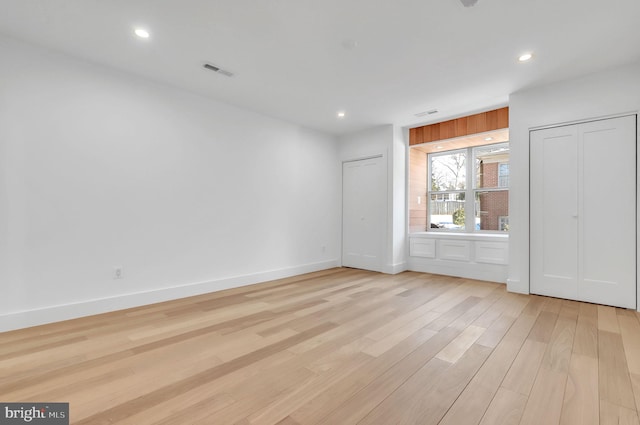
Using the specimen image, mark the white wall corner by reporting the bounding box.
[506,278,528,294]
[384,262,408,275]
[0,36,343,333]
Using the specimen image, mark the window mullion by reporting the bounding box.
[465,147,475,232]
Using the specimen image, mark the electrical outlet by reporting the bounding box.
[113,267,123,280]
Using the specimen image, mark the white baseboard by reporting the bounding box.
[383,262,408,275]
[407,258,507,283]
[506,278,528,294]
[0,259,340,333]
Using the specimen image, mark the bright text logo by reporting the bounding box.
[0,403,68,424]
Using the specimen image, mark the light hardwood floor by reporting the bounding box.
[2,268,640,424]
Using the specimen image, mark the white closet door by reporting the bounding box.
[530,115,636,308]
[342,156,386,272]
[530,125,579,300]
[579,116,636,308]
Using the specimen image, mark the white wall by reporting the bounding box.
[0,37,341,331]
[508,61,640,307]
[338,124,407,274]
[392,125,407,269]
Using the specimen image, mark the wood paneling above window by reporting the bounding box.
[409,107,509,146]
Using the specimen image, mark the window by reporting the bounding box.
[473,143,510,232]
[498,163,509,188]
[429,150,467,230]
[410,138,509,233]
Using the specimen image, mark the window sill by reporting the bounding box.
[409,232,508,242]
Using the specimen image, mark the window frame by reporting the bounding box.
[428,149,468,231]
[427,142,509,233]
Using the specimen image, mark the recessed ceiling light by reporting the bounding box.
[337,111,346,118]
[134,28,150,39]
[341,39,359,50]
[436,146,444,149]
[518,53,533,62]
[485,137,493,141]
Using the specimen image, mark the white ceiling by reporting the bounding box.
[1,0,639,135]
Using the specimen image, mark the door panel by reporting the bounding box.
[579,116,636,308]
[530,126,579,299]
[342,156,386,272]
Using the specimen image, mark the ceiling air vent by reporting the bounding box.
[414,109,438,117]
[203,63,234,77]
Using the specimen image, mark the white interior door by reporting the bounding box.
[530,115,636,308]
[579,116,636,308]
[530,125,579,300]
[342,156,386,272]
